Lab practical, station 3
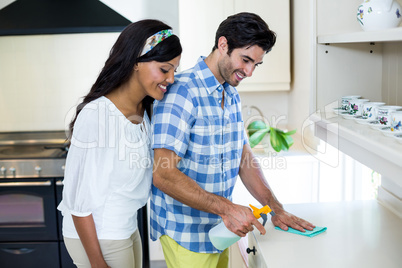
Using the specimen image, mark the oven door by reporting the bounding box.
[0,178,58,242]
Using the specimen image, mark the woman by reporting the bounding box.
[57,19,182,268]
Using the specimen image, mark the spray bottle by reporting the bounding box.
[208,204,275,250]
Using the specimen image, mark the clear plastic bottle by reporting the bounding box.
[208,204,273,250]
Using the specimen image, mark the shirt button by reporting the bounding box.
[218,99,222,104]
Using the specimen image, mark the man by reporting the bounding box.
[150,12,315,267]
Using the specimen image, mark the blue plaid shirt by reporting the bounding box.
[150,57,247,253]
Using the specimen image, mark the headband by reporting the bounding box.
[140,29,173,56]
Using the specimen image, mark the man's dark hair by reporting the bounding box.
[212,12,276,55]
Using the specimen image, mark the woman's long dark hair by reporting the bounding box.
[68,19,182,138]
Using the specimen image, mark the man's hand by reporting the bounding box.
[220,203,266,237]
[271,208,315,232]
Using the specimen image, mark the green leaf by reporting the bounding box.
[249,128,269,148]
[282,133,294,148]
[247,120,268,136]
[247,123,296,151]
[274,128,284,134]
[271,128,297,136]
[269,128,282,152]
[270,127,290,152]
[283,129,297,135]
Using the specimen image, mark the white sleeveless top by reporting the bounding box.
[58,96,152,239]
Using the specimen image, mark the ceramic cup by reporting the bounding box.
[348,99,369,116]
[377,105,402,127]
[391,111,402,133]
[341,95,361,111]
[361,102,386,119]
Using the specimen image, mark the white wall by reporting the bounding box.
[0,33,119,131]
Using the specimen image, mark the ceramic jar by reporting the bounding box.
[357,0,402,31]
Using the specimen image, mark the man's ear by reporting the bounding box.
[217,36,228,55]
[134,63,139,71]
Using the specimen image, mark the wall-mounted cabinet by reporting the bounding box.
[178,0,290,92]
[312,0,402,215]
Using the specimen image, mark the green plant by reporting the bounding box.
[247,120,296,152]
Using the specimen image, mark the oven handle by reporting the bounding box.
[1,248,35,254]
[0,181,52,187]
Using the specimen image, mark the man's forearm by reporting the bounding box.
[238,144,284,212]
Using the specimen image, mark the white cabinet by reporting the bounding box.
[234,0,290,92]
[312,0,402,215]
[178,0,290,91]
[246,233,268,268]
[229,234,267,268]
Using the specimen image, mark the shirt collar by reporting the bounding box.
[194,56,236,98]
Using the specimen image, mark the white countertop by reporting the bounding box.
[252,201,402,268]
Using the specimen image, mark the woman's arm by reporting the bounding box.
[72,215,110,268]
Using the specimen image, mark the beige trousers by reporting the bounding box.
[64,229,142,268]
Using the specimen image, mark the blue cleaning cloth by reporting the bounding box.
[275,226,327,237]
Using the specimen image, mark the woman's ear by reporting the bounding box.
[134,63,139,71]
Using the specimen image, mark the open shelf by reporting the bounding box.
[317,27,402,44]
[310,112,402,187]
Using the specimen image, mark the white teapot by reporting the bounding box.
[357,0,402,31]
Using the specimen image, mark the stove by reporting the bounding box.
[0,131,150,268]
[0,130,74,268]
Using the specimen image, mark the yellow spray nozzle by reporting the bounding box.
[249,204,272,219]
